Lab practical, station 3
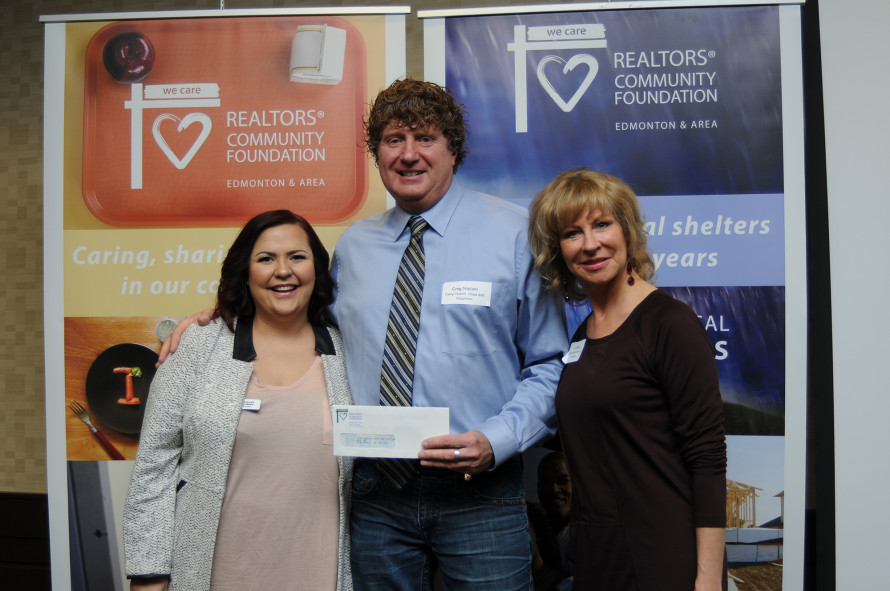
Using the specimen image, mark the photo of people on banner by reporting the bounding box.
[438,5,790,589]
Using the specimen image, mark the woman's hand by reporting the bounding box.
[130,577,169,591]
[694,574,724,591]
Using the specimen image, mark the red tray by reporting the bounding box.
[83,16,368,227]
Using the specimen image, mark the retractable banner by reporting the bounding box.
[43,8,406,588]
[423,2,806,589]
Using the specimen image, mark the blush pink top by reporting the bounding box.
[209,356,339,590]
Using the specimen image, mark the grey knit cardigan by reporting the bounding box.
[123,318,353,591]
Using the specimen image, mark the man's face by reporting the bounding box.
[538,457,572,521]
[376,121,456,214]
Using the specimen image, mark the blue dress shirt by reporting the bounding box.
[331,183,568,466]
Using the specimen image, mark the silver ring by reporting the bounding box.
[453,448,460,461]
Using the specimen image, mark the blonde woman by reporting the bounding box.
[528,169,727,591]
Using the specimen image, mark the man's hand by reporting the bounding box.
[418,430,494,475]
[156,309,214,366]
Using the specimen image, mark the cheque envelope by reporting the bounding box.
[332,406,449,458]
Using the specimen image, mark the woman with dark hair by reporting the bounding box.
[528,169,727,591]
[123,210,353,591]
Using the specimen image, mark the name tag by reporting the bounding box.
[242,398,261,412]
[441,281,492,306]
[562,340,585,364]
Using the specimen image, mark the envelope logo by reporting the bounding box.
[337,408,349,423]
[536,54,598,112]
[152,113,212,170]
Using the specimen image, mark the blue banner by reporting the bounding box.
[445,6,782,200]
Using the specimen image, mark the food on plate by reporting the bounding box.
[114,366,143,405]
[103,32,156,83]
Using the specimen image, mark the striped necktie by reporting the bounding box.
[377,215,429,487]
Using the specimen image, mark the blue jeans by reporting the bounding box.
[350,458,532,591]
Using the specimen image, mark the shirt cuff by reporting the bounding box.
[479,419,517,470]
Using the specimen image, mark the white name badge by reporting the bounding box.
[441,281,492,306]
[242,399,261,412]
[562,340,585,364]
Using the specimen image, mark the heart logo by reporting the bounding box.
[536,54,598,113]
[152,113,212,170]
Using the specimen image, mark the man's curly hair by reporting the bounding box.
[364,78,468,172]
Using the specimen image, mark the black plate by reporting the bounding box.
[85,343,158,436]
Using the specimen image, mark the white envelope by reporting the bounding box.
[332,405,450,458]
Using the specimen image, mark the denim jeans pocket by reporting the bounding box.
[471,460,526,506]
[351,459,382,500]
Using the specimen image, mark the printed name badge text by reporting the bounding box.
[441,281,492,306]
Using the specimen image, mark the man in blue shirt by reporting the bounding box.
[159,78,567,590]
[335,79,567,590]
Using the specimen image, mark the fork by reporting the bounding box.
[68,401,125,460]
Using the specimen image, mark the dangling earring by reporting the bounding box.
[626,262,635,286]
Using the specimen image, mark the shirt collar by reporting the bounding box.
[232,315,335,361]
[388,181,463,241]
